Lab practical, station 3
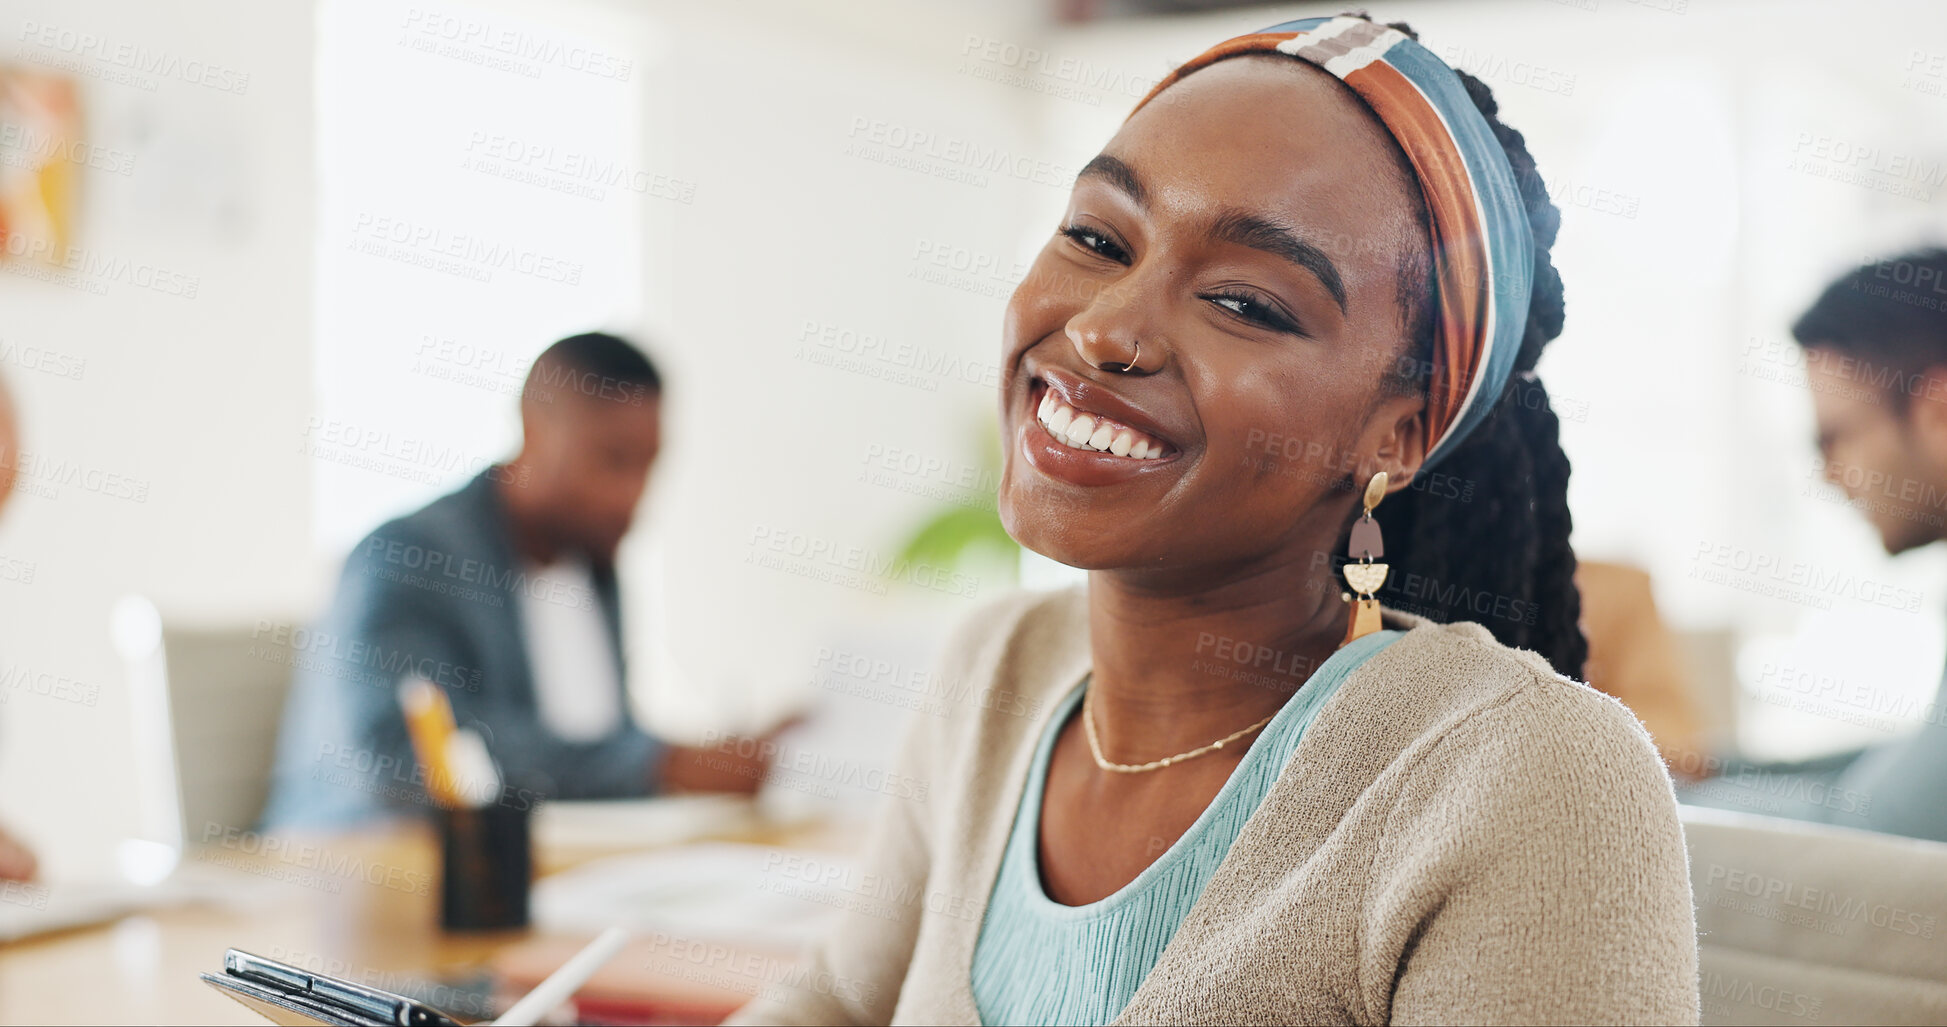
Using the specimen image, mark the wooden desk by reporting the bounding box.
[0,812,850,1025]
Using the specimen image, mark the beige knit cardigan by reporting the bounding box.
[727,583,1700,1025]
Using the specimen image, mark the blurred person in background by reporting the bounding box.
[1679,248,1947,842]
[263,332,781,829]
[0,371,36,881]
[730,15,1695,1025]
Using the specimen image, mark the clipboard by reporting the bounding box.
[200,948,467,1026]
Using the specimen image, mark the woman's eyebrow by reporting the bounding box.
[1206,209,1348,314]
[1076,154,1348,315]
[1077,153,1147,207]
[1074,154,1347,315]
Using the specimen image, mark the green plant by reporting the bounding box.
[887,410,1020,585]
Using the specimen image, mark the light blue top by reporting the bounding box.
[969,628,1404,1026]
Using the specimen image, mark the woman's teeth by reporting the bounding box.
[1037,389,1168,459]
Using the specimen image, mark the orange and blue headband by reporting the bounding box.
[1129,16,1533,470]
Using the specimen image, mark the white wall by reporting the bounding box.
[0,0,319,876]
[617,0,1064,745]
[311,0,653,554]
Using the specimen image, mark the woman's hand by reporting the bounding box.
[656,715,806,795]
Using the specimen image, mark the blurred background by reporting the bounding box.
[2,0,1944,883]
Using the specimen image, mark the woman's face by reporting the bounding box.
[998,55,1432,577]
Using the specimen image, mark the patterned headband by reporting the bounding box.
[1128,16,1534,470]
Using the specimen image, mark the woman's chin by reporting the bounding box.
[1001,455,1202,573]
[998,500,1129,573]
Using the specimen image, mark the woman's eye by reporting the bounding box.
[1207,291,1302,335]
[1059,224,1129,264]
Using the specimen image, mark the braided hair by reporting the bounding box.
[1355,16,1587,679]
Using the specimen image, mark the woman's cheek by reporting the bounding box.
[1003,253,1070,347]
[1210,373,1294,457]
[1215,379,1342,486]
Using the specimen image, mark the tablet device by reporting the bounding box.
[200,948,467,1026]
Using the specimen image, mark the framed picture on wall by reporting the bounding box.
[0,67,79,266]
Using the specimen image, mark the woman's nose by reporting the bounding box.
[1064,270,1165,373]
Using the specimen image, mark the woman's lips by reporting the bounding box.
[1017,379,1183,487]
[1037,385,1174,458]
[1035,369,1180,455]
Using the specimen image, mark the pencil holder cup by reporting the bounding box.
[435,796,532,931]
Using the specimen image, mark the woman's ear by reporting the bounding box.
[1365,392,1428,495]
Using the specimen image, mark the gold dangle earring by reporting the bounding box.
[1340,471,1389,646]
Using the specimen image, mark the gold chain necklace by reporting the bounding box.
[1081,680,1276,774]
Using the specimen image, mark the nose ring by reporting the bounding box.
[1104,340,1141,373]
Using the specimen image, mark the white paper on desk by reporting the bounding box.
[0,879,189,942]
[531,842,861,951]
[533,795,760,852]
[0,850,302,942]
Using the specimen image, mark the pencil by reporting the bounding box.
[398,676,461,807]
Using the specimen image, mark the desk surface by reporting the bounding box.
[0,810,848,1025]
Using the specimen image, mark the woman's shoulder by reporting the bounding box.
[1274,616,1689,907]
[1354,614,1672,790]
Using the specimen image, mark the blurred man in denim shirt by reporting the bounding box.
[264,333,778,828]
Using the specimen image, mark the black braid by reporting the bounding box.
[1356,16,1588,679]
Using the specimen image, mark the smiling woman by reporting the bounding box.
[726,13,1697,1027]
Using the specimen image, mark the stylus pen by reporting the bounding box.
[493,926,631,1026]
